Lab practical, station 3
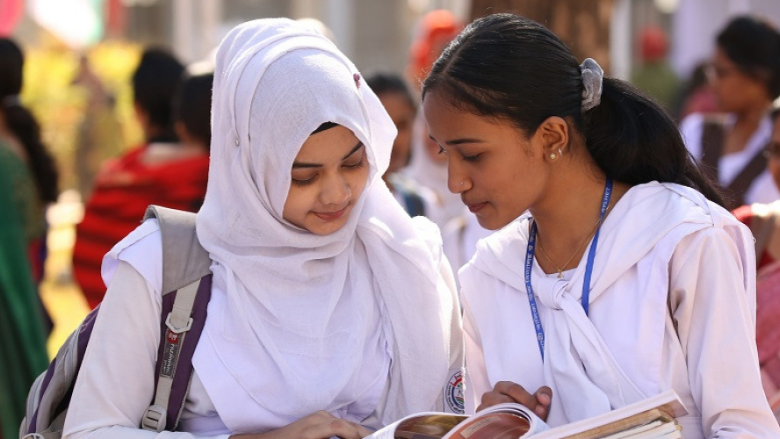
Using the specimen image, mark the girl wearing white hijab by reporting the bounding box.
[63,18,463,438]
[422,14,779,438]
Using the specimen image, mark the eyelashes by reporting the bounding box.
[290,158,366,187]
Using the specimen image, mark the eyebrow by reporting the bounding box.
[292,141,365,168]
[428,135,485,146]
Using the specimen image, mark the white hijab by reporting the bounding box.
[193,19,455,432]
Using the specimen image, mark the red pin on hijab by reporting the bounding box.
[353,73,361,89]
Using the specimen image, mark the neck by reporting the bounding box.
[530,160,628,274]
[734,102,770,132]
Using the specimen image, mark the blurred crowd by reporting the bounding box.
[2,7,780,438]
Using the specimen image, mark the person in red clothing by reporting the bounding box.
[73,51,213,308]
[733,104,780,271]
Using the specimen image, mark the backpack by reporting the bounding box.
[20,206,213,438]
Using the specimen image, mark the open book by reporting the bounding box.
[367,390,688,439]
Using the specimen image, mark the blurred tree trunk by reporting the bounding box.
[470,0,614,73]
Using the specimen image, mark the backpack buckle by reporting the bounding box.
[141,404,167,431]
[165,313,193,334]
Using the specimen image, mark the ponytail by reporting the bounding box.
[583,78,725,206]
[0,37,58,203]
[2,102,59,203]
[423,13,725,206]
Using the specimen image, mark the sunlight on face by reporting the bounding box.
[282,125,370,235]
[423,91,546,230]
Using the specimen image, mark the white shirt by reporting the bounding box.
[63,221,389,438]
[680,113,779,204]
[460,182,780,438]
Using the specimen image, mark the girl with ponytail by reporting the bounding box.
[422,13,778,437]
[0,37,55,437]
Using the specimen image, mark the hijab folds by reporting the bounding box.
[193,18,458,431]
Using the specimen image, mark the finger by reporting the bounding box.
[326,418,367,439]
[350,422,373,438]
[493,381,537,408]
[532,386,553,420]
[477,391,516,411]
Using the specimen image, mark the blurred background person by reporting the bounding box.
[680,16,780,210]
[366,71,437,217]
[631,25,680,114]
[71,54,124,198]
[675,62,720,121]
[403,10,466,230]
[742,103,780,419]
[734,103,780,271]
[0,37,57,439]
[72,50,212,309]
[406,9,462,93]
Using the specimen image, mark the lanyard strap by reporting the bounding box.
[524,179,613,362]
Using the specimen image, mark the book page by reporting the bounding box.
[441,403,550,439]
[366,413,468,439]
[533,390,687,439]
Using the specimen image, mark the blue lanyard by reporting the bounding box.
[523,179,613,362]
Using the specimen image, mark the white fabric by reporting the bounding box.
[62,222,386,437]
[460,182,780,438]
[64,18,462,437]
[442,210,492,279]
[191,18,458,431]
[403,110,464,228]
[680,112,780,204]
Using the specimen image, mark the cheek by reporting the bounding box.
[349,167,370,200]
[282,187,312,222]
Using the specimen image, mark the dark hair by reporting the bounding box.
[132,48,185,143]
[422,13,725,206]
[173,72,213,149]
[716,16,780,100]
[0,38,58,203]
[365,72,416,109]
[312,122,338,135]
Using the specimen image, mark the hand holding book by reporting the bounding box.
[366,390,687,439]
[478,381,553,421]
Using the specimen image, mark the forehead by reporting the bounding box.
[294,125,362,163]
[422,91,513,138]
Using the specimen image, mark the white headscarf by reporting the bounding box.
[193,18,455,431]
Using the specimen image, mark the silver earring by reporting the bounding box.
[558,147,563,156]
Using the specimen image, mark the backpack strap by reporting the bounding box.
[701,118,724,181]
[141,205,213,432]
[699,118,769,210]
[724,148,768,211]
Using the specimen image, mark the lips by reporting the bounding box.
[467,202,487,213]
[313,205,349,221]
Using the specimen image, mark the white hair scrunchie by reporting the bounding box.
[580,58,603,112]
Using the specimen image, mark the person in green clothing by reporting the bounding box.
[0,37,58,438]
[631,25,680,114]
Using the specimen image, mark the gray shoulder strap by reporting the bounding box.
[143,205,212,294]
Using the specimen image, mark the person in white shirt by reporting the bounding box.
[422,13,779,438]
[679,16,780,209]
[63,18,463,439]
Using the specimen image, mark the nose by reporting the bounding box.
[320,172,351,206]
[447,159,470,194]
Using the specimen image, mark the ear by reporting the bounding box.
[533,116,569,161]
